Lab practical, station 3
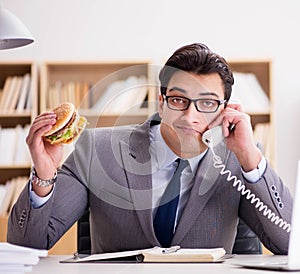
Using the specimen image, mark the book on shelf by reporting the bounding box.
[91,75,148,115]
[253,122,271,161]
[0,180,15,216]
[47,75,148,114]
[231,72,270,114]
[7,76,23,113]
[16,74,31,113]
[2,76,18,112]
[13,124,32,166]
[10,177,28,213]
[47,81,91,110]
[61,246,226,263]
[0,76,12,110]
[25,81,32,111]
[0,127,17,166]
[0,75,32,113]
[0,176,28,216]
[0,125,31,166]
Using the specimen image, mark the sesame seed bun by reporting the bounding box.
[44,102,75,137]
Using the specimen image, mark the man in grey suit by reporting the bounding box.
[8,43,292,255]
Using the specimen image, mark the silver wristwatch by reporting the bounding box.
[30,166,57,187]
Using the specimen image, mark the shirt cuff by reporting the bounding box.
[242,156,267,183]
[29,182,54,208]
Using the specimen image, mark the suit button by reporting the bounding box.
[271,185,276,191]
[19,209,26,228]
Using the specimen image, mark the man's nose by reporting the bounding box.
[182,102,201,122]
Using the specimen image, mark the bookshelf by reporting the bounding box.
[40,61,157,128]
[228,60,275,167]
[0,62,38,117]
[0,62,38,185]
[0,62,37,244]
[0,62,37,242]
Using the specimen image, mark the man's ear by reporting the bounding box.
[158,94,164,117]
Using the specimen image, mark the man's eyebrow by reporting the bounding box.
[198,92,219,98]
[169,87,219,98]
[169,87,186,93]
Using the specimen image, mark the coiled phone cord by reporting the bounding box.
[210,146,291,233]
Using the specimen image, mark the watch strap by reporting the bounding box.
[30,166,57,187]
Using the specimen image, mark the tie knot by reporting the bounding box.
[175,158,189,173]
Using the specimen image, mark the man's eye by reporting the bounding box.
[172,97,186,104]
[200,100,216,107]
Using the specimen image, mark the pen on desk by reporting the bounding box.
[162,246,180,254]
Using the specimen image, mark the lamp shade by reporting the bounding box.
[0,6,34,50]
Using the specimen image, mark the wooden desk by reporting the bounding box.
[30,255,288,274]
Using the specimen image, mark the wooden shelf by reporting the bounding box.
[0,62,37,184]
[229,60,274,166]
[40,61,156,124]
[0,62,38,122]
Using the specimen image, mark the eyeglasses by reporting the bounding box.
[163,95,227,113]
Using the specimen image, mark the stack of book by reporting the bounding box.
[0,242,47,273]
[91,75,148,115]
[0,176,28,216]
[253,122,271,160]
[0,124,31,167]
[231,72,270,114]
[46,75,148,115]
[47,81,90,110]
[0,74,32,114]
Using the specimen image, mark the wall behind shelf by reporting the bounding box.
[0,0,299,193]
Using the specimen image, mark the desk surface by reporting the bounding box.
[30,255,293,274]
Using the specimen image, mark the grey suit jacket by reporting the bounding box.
[7,114,293,254]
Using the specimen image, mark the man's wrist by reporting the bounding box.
[242,156,267,183]
[29,181,55,208]
[30,166,57,187]
[239,146,262,172]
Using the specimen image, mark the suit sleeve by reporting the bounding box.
[238,161,293,254]
[7,163,88,250]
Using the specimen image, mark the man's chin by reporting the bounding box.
[177,138,203,153]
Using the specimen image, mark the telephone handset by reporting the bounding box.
[202,125,291,232]
[202,124,236,147]
[202,125,224,148]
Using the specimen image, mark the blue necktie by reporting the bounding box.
[153,158,189,247]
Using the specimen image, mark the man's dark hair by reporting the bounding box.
[159,43,234,101]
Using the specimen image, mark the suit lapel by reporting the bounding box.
[119,116,159,246]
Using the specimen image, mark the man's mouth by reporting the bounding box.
[177,125,202,135]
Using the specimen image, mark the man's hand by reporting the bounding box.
[209,102,262,172]
[26,112,64,196]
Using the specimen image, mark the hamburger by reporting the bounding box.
[44,102,88,144]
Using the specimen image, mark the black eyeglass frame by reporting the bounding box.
[163,95,227,113]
